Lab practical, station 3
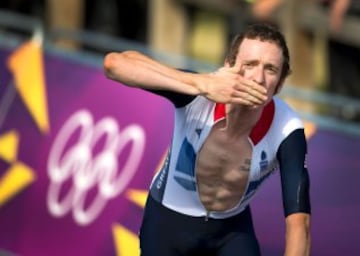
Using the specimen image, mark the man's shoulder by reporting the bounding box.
[273,96,300,117]
[272,96,304,134]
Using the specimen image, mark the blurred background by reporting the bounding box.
[1,0,359,123]
[0,0,359,255]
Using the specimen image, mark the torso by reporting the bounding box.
[150,96,304,218]
[196,119,253,211]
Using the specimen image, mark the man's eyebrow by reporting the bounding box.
[242,60,280,70]
[242,60,258,65]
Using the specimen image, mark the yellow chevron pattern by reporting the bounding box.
[7,40,50,134]
[0,161,36,207]
[0,130,19,163]
[112,224,140,256]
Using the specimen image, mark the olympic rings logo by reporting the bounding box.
[47,109,145,225]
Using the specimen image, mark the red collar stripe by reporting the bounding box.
[214,100,275,145]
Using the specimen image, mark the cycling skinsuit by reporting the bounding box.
[140,92,311,256]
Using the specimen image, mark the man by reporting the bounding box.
[103,23,311,256]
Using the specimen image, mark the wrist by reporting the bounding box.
[185,72,208,96]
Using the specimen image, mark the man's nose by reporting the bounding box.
[252,67,265,85]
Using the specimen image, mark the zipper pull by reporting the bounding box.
[205,211,209,221]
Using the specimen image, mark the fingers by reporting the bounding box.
[231,90,267,106]
[229,97,262,108]
[228,65,267,97]
[228,64,244,76]
[234,78,268,104]
[207,66,268,106]
[248,84,268,103]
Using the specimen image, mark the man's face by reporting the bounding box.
[234,38,284,98]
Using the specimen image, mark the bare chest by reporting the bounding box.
[197,132,252,172]
[195,123,253,211]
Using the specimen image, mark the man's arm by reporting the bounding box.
[103,50,268,106]
[277,129,311,256]
[285,213,311,256]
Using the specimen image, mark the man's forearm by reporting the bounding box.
[103,50,268,105]
[103,50,202,95]
[284,228,311,255]
[284,213,311,256]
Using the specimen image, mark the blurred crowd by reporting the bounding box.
[0,0,359,121]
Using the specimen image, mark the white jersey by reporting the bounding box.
[150,96,304,219]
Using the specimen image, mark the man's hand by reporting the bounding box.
[198,65,268,107]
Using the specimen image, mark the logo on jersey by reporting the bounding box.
[173,138,196,191]
[242,150,274,205]
[195,128,202,137]
[259,151,268,172]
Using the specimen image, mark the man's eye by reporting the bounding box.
[244,63,254,68]
[267,68,278,74]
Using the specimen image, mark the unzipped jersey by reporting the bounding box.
[149,93,310,218]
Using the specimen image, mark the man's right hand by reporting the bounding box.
[197,66,268,107]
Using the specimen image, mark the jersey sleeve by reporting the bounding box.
[277,128,311,217]
[146,89,196,108]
